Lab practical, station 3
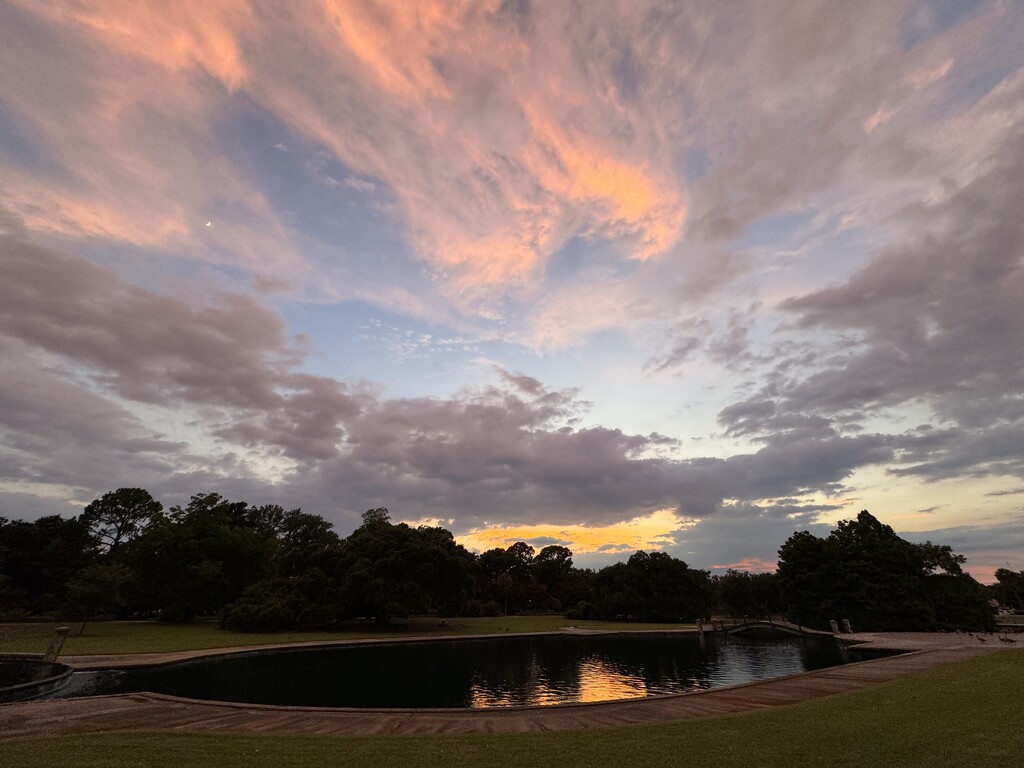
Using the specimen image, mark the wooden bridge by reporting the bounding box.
[699,618,834,638]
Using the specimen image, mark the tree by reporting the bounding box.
[59,563,132,628]
[714,569,782,618]
[124,493,275,621]
[0,515,95,614]
[533,545,575,609]
[993,568,1024,611]
[478,542,543,614]
[276,509,343,576]
[590,551,710,622]
[361,507,391,526]
[338,512,478,625]
[81,488,162,554]
[777,511,994,631]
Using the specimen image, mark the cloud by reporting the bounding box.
[0,2,301,278]
[714,113,1024,486]
[902,520,1024,582]
[0,234,364,464]
[0,337,186,498]
[241,0,690,295]
[1,0,683,307]
[0,232,903,536]
[5,0,1020,345]
[985,487,1024,497]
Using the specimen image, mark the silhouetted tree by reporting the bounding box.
[591,551,710,622]
[713,569,782,618]
[125,493,275,621]
[337,512,478,625]
[0,515,94,614]
[533,545,575,609]
[81,488,162,554]
[777,511,993,631]
[993,568,1024,611]
[59,563,132,628]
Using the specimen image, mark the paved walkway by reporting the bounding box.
[1,633,1013,739]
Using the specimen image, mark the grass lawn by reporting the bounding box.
[0,616,696,656]
[1,649,1020,768]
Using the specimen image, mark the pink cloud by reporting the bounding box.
[24,0,253,88]
[0,0,302,275]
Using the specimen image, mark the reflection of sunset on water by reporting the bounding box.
[460,635,839,708]
[470,655,650,706]
[575,658,647,703]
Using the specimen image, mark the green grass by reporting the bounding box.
[2,650,1020,768]
[998,614,1024,625]
[0,616,696,656]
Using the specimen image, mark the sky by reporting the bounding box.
[1,0,1022,582]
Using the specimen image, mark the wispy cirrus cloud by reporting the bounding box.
[0,1,301,279]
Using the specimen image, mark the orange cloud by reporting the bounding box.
[457,508,693,556]
[8,1,689,305]
[863,106,892,133]
[2,0,303,276]
[26,0,253,88]
[323,0,454,101]
[1,182,189,246]
[524,105,685,258]
[253,2,684,294]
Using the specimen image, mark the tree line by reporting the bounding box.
[0,489,1010,632]
[0,489,718,629]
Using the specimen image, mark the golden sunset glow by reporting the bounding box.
[457,509,694,556]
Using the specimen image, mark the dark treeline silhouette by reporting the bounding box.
[0,489,716,630]
[0,492,1002,632]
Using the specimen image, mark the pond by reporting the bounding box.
[56,633,853,709]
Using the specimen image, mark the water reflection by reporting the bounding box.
[54,633,847,709]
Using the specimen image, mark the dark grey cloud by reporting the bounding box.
[519,537,573,548]
[0,235,364,463]
[647,307,763,374]
[0,337,185,496]
[665,503,836,572]
[646,317,708,372]
[0,232,899,534]
[781,123,1024,423]
[903,520,1024,577]
[985,487,1024,497]
[715,118,1024,485]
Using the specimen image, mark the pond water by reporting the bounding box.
[57,633,852,709]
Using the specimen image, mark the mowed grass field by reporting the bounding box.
[1,650,1020,768]
[0,616,697,656]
